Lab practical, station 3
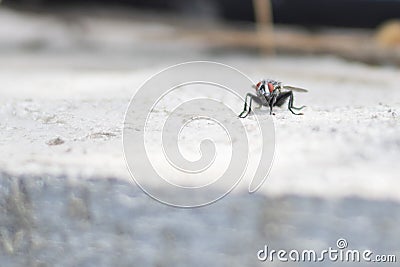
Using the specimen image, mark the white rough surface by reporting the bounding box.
[1,56,399,201]
[0,7,399,266]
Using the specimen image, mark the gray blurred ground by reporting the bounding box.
[0,7,399,267]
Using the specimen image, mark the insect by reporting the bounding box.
[238,79,308,118]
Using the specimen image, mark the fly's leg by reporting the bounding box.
[291,105,306,110]
[239,93,262,118]
[274,91,290,107]
[238,94,251,118]
[269,95,278,115]
[238,93,254,118]
[287,91,305,115]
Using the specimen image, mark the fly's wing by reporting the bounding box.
[283,85,308,93]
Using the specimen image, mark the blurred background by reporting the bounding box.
[4,0,400,27]
[1,0,400,66]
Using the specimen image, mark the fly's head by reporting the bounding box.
[255,79,282,96]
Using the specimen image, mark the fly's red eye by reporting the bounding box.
[267,83,274,93]
[256,82,261,89]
